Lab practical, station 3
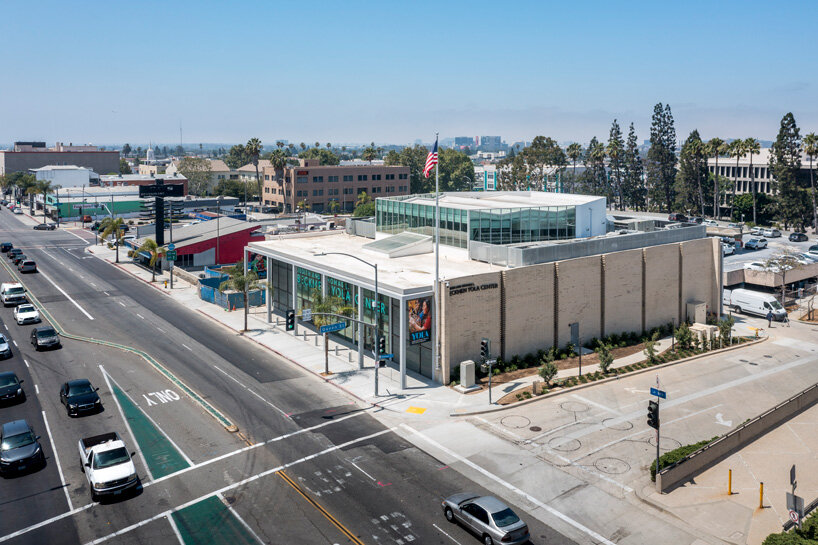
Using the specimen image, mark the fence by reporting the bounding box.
[656,382,818,492]
[198,271,266,309]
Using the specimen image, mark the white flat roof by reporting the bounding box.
[248,231,507,296]
[389,191,604,210]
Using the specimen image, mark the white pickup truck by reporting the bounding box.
[78,432,139,500]
[0,282,27,307]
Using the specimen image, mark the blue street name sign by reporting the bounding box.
[650,387,667,399]
[319,322,347,334]
[378,353,394,360]
[168,243,175,251]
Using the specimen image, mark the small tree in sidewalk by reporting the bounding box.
[596,342,614,374]
[99,217,125,263]
[219,262,260,332]
[674,322,693,351]
[717,315,735,347]
[644,331,660,364]
[136,238,165,282]
[538,353,558,387]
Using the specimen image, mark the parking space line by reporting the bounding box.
[23,359,28,368]
[100,367,155,482]
[64,229,88,243]
[433,523,464,545]
[166,513,184,545]
[118,301,126,307]
[402,424,617,545]
[136,313,144,320]
[181,343,192,351]
[218,492,265,544]
[38,269,94,320]
[41,410,73,511]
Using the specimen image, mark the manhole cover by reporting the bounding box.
[648,436,681,450]
[560,401,590,413]
[500,415,530,429]
[530,426,542,432]
[594,457,630,475]
[548,436,581,452]
[602,418,633,431]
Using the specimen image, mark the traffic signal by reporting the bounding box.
[480,338,490,360]
[378,336,386,355]
[286,309,295,331]
[647,400,660,430]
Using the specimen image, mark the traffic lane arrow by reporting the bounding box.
[715,413,733,427]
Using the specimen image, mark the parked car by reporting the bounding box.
[12,254,26,265]
[762,228,782,238]
[60,379,102,417]
[749,226,764,236]
[12,208,22,215]
[721,243,735,256]
[33,223,56,231]
[0,371,25,404]
[797,252,818,263]
[668,213,688,222]
[702,219,718,227]
[744,261,775,272]
[81,215,92,223]
[30,326,61,351]
[723,288,787,321]
[13,304,40,325]
[689,216,703,224]
[789,232,809,242]
[745,237,768,250]
[7,248,22,260]
[18,260,36,273]
[719,236,736,246]
[809,245,818,256]
[0,243,12,252]
[442,493,530,545]
[0,334,11,359]
[0,419,44,475]
[727,222,742,229]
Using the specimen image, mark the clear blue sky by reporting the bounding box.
[2,0,816,147]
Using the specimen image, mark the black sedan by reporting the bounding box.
[0,372,25,404]
[0,242,11,252]
[0,419,44,475]
[6,248,21,260]
[33,223,56,231]
[789,232,809,242]
[30,327,61,351]
[59,379,102,416]
[11,254,26,265]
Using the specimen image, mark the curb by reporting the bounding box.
[450,336,768,417]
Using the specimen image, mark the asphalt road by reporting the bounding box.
[0,211,576,545]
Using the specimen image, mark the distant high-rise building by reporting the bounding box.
[454,136,477,148]
[478,136,504,152]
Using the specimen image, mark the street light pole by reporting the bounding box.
[216,195,223,266]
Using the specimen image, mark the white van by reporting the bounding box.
[723,288,786,321]
[0,282,27,306]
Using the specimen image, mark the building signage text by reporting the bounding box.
[448,282,498,296]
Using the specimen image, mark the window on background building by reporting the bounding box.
[265,175,270,180]
[328,176,339,182]
[313,176,323,182]
[386,186,394,193]
[296,176,308,183]
[385,174,395,180]
[371,186,381,193]
[357,188,367,195]
[312,189,323,196]
[372,174,381,181]
[398,173,408,180]
[344,187,353,195]
[399,185,408,192]
[343,175,353,182]
[358,175,367,181]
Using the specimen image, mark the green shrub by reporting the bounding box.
[539,358,558,386]
[523,391,532,399]
[560,353,568,360]
[596,342,614,374]
[761,509,818,544]
[675,323,693,350]
[579,375,588,383]
[523,352,537,368]
[650,437,719,480]
[516,393,523,401]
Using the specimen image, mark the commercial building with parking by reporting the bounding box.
[245,192,721,386]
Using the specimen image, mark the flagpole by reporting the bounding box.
[434,133,441,383]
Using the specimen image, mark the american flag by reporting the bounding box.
[423,137,438,178]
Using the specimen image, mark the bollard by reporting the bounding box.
[728,469,732,495]
[164,280,168,288]
[759,482,764,508]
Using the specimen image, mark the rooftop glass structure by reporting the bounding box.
[376,191,605,248]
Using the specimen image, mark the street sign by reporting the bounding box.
[378,353,394,360]
[167,243,175,251]
[72,203,97,210]
[138,181,184,198]
[302,308,312,322]
[789,510,799,524]
[166,250,177,261]
[319,322,346,334]
[650,387,667,399]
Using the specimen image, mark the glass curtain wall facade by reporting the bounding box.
[376,197,576,247]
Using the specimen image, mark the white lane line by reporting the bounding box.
[102,291,109,297]
[41,410,73,511]
[571,393,622,416]
[218,493,265,545]
[433,523,464,545]
[64,229,88,243]
[118,301,126,307]
[37,269,94,320]
[83,428,394,545]
[348,459,376,481]
[401,424,617,545]
[166,514,184,545]
[136,313,144,320]
[89,282,96,287]
[247,389,289,418]
[156,326,164,333]
[12,340,17,347]
[213,365,247,388]
[3,324,6,330]
[34,384,39,394]
[23,359,28,368]
[99,366,155,482]
[101,367,194,467]
[181,343,192,351]
[0,500,94,543]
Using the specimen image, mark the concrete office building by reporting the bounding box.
[246,192,720,386]
[0,141,119,175]
[31,165,99,188]
[262,159,410,213]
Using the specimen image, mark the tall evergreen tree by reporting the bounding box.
[728,139,745,220]
[607,120,625,210]
[582,137,607,197]
[769,113,805,230]
[565,143,583,194]
[706,138,726,218]
[623,123,644,210]
[674,130,708,215]
[646,103,677,212]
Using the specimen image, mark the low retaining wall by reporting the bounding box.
[657,382,818,492]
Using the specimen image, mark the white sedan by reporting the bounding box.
[721,243,735,256]
[13,303,40,325]
[703,219,719,227]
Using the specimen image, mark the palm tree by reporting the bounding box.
[566,143,582,192]
[246,137,262,210]
[314,141,320,149]
[98,217,124,263]
[362,142,377,164]
[328,199,340,214]
[136,238,164,282]
[706,138,726,219]
[744,138,761,224]
[356,191,371,208]
[688,137,706,217]
[219,263,260,332]
[34,180,55,223]
[804,133,818,233]
[326,142,331,150]
[299,142,306,151]
[728,139,746,221]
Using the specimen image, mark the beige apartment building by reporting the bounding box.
[0,141,119,175]
[262,159,410,213]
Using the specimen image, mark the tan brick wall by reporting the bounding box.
[440,272,502,381]
[681,238,717,318]
[644,244,681,327]
[555,256,602,347]
[603,248,644,336]
[503,263,554,359]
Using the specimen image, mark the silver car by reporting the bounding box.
[442,493,530,545]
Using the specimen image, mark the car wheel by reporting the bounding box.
[444,507,454,522]
[482,535,494,545]
[733,306,742,314]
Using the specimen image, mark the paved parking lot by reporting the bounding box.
[724,231,818,272]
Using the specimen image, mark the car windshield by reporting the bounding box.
[491,508,521,527]
[94,447,130,469]
[0,375,18,387]
[1,432,34,451]
[7,287,24,295]
[68,383,93,396]
[18,305,35,313]
[770,300,784,310]
[37,329,56,338]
